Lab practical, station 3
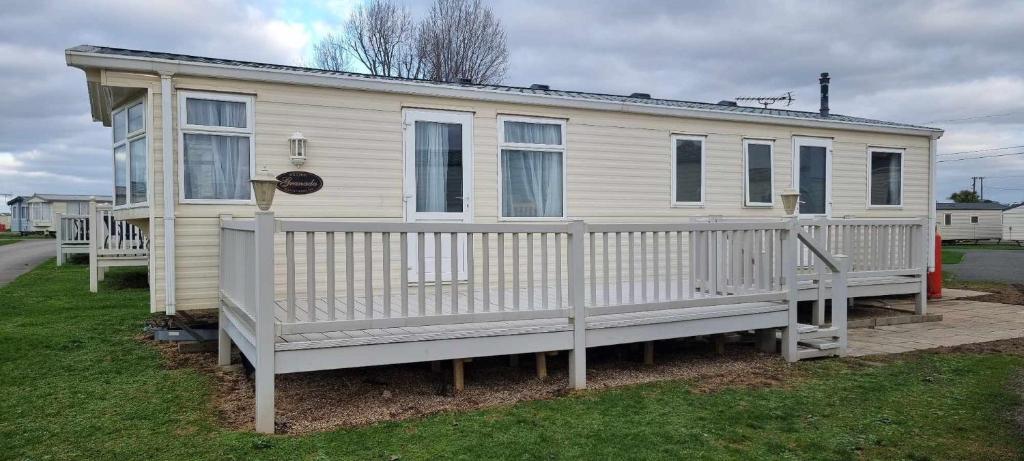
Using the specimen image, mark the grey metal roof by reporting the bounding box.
[7,194,112,205]
[67,45,941,133]
[936,202,1007,211]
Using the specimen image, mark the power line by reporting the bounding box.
[937,151,1024,163]
[921,110,1024,124]
[937,144,1024,157]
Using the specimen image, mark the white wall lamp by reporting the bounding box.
[250,166,279,211]
[781,188,800,216]
[289,132,307,167]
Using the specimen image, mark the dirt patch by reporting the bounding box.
[964,284,1024,306]
[145,335,801,434]
[934,336,1024,355]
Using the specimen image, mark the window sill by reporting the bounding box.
[743,203,775,208]
[867,205,904,210]
[113,203,149,211]
[498,216,570,222]
[179,199,255,205]
[670,203,705,209]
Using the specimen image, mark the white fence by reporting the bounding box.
[55,214,90,265]
[87,204,149,292]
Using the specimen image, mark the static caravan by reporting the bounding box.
[5,194,111,234]
[67,45,942,432]
[937,202,1005,242]
[1004,204,1024,243]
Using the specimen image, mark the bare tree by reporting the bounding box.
[343,0,421,78]
[309,33,349,71]
[418,0,509,84]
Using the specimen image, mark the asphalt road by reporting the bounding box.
[0,240,54,287]
[944,249,1024,284]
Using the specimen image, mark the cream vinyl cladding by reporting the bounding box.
[97,71,933,312]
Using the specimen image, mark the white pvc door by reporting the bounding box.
[793,136,832,216]
[403,109,472,282]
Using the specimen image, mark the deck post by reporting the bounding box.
[253,211,277,433]
[913,223,928,315]
[217,214,233,367]
[755,329,776,353]
[781,219,799,362]
[832,254,850,356]
[811,218,826,326]
[55,213,64,266]
[88,199,99,293]
[568,220,587,389]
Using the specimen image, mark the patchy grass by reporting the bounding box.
[943,243,1024,251]
[0,232,49,246]
[2,263,1024,460]
[942,249,966,265]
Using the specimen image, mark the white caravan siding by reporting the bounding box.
[99,71,934,312]
[1004,208,1024,242]
[938,210,1002,241]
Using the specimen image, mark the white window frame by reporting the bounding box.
[112,97,148,209]
[497,115,568,221]
[743,138,775,207]
[670,134,706,207]
[866,146,905,209]
[177,91,256,205]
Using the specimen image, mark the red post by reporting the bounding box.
[927,228,942,299]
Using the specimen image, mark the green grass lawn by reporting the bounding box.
[3,262,1024,460]
[942,249,966,265]
[944,243,1024,251]
[0,232,49,246]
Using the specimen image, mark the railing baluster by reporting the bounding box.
[541,233,549,309]
[616,232,623,304]
[286,231,296,322]
[401,232,409,317]
[688,231,696,298]
[513,233,521,310]
[467,233,475,313]
[307,232,317,322]
[676,231,683,298]
[628,232,636,302]
[383,232,391,318]
[483,233,491,312]
[417,232,425,316]
[652,231,660,301]
[589,232,597,305]
[365,232,373,319]
[347,232,355,320]
[641,231,648,302]
[602,232,610,306]
[555,233,563,308]
[327,232,336,321]
[434,232,442,315]
[498,233,505,311]
[709,231,719,296]
[528,233,535,309]
[451,232,459,314]
[665,231,671,300]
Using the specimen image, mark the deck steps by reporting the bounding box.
[795,324,844,360]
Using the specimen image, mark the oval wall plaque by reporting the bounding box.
[276,171,324,195]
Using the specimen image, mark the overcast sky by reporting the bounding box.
[2,0,1023,212]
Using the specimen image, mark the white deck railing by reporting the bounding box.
[55,213,90,266]
[798,217,927,277]
[87,203,149,292]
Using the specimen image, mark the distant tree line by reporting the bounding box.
[310,0,509,85]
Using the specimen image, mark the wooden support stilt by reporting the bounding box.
[755,329,776,353]
[713,334,726,355]
[643,341,654,365]
[453,359,465,392]
[509,354,519,368]
[535,352,547,379]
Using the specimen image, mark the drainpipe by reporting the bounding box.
[161,73,176,315]
[928,135,937,272]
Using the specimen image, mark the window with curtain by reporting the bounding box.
[415,121,463,213]
[944,213,952,225]
[869,149,902,206]
[745,140,773,206]
[180,93,253,202]
[673,135,704,204]
[112,100,147,207]
[499,117,565,218]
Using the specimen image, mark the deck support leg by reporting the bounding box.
[253,211,276,434]
[431,361,441,373]
[535,352,547,379]
[453,359,465,392]
[712,334,726,355]
[755,329,777,353]
[643,342,654,365]
[97,266,106,282]
[568,220,587,390]
[914,279,927,315]
[509,354,519,368]
[217,309,232,366]
[89,263,98,293]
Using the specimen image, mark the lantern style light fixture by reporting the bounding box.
[250,166,279,211]
[289,132,307,167]
[780,188,800,216]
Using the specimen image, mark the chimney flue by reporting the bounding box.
[819,72,830,117]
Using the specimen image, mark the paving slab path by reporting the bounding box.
[944,249,1024,284]
[849,292,1024,356]
[0,240,54,287]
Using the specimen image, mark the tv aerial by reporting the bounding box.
[734,91,795,109]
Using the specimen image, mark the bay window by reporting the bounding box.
[178,92,254,203]
[499,116,566,218]
[868,148,903,207]
[744,139,774,206]
[672,134,705,206]
[112,99,147,207]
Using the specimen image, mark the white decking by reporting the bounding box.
[218,214,927,432]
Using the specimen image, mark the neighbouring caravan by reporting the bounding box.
[68,45,942,432]
[937,202,1005,242]
[1004,204,1024,243]
[5,194,112,234]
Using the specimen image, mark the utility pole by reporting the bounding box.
[971,176,986,199]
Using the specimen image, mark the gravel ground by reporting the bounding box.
[153,336,800,434]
